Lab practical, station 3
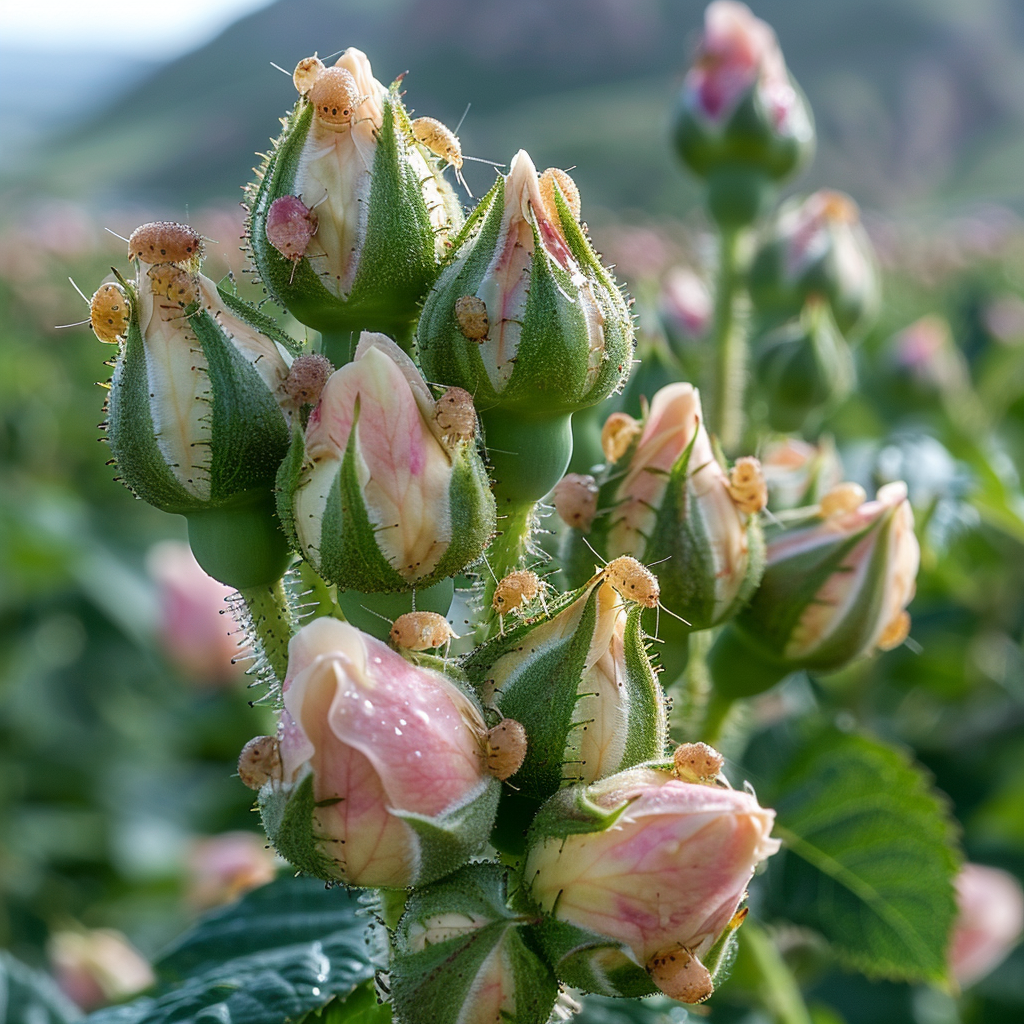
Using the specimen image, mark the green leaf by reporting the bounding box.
[573,994,689,1023]
[294,981,391,1023]
[85,875,380,1024]
[0,950,82,1024]
[762,727,960,984]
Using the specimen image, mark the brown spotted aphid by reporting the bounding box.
[538,167,582,223]
[727,456,768,515]
[309,66,360,128]
[283,353,333,407]
[646,946,714,1005]
[552,473,599,532]
[434,387,477,445]
[454,295,489,341]
[484,718,528,781]
[492,569,548,634]
[389,612,457,653]
[601,411,642,464]
[411,115,472,193]
[237,735,282,790]
[293,54,325,95]
[89,282,129,344]
[601,555,660,609]
[128,221,203,266]
[672,741,724,783]
[147,263,198,307]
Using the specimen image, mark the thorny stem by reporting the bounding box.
[319,328,358,368]
[712,227,748,454]
[238,578,295,684]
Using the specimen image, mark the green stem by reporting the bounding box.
[238,578,295,684]
[741,921,813,1024]
[712,227,748,453]
[672,628,713,741]
[319,328,358,368]
[482,502,535,634]
[702,689,735,747]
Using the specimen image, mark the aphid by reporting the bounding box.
[602,555,660,609]
[552,473,599,532]
[389,612,457,652]
[89,282,129,343]
[128,221,203,266]
[237,735,282,790]
[877,610,911,652]
[819,481,867,518]
[434,386,477,444]
[283,353,333,407]
[412,116,463,169]
[147,263,199,306]
[309,66,360,128]
[672,741,724,783]
[538,167,582,223]
[646,946,714,1005]
[727,456,768,515]
[454,294,489,341]
[492,569,544,617]
[601,411,642,464]
[266,194,317,262]
[293,54,325,95]
[484,718,528,781]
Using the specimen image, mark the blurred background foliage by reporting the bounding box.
[1,1,1024,1022]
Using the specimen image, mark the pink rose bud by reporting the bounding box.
[184,831,278,909]
[259,616,499,888]
[950,863,1024,987]
[760,436,842,511]
[48,928,155,1011]
[596,382,763,630]
[659,266,713,341]
[526,767,779,1000]
[146,540,244,684]
[277,332,495,593]
[712,481,920,697]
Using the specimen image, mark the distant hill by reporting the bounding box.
[6,0,1024,217]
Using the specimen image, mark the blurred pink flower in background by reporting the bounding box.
[185,831,279,909]
[146,540,245,684]
[950,863,1024,987]
[659,266,713,339]
[48,928,155,1011]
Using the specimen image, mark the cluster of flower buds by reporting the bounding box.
[710,480,920,697]
[673,1,814,225]
[247,49,462,341]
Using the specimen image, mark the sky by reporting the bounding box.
[0,0,273,56]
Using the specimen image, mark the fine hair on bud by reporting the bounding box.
[553,473,599,531]
[602,412,642,464]
[90,283,129,343]
[128,221,203,265]
[238,735,281,790]
[283,353,333,406]
[673,742,724,782]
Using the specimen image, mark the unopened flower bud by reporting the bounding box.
[601,411,642,464]
[951,863,1024,987]
[593,383,764,630]
[466,576,666,801]
[277,333,495,593]
[260,617,499,887]
[553,473,599,531]
[389,611,457,652]
[672,741,724,782]
[90,282,129,343]
[485,718,528,780]
[673,2,814,226]
[238,735,282,790]
[392,864,558,1024]
[49,929,155,1012]
[248,48,462,340]
[749,190,879,335]
[755,300,854,432]
[185,831,278,909]
[659,266,713,342]
[282,352,333,407]
[526,767,779,999]
[712,481,920,695]
[728,456,768,514]
[761,436,842,510]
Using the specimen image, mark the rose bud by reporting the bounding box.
[247,48,462,342]
[48,928,155,1011]
[258,616,499,888]
[463,575,667,803]
[753,299,854,433]
[391,863,558,1024]
[950,863,1024,988]
[184,831,278,909]
[749,190,880,335]
[276,333,495,593]
[659,265,713,343]
[760,436,842,511]
[104,241,302,588]
[592,382,764,632]
[673,1,814,226]
[711,480,920,699]
[525,767,779,1001]
[417,150,633,502]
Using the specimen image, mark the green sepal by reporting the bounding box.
[215,281,305,356]
[391,863,558,1024]
[526,779,636,846]
[392,776,501,887]
[258,771,342,882]
[275,423,307,551]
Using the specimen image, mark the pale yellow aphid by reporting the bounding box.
[434,387,477,445]
[819,481,867,518]
[601,411,642,464]
[552,473,599,532]
[147,263,199,307]
[538,167,582,223]
[672,741,724,783]
[89,283,129,344]
[601,555,660,609]
[389,612,457,652]
[646,946,714,1005]
[877,610,911,652]
[454,294,489,341]
[128,221,203,266]
[484,718,528,781]
[293,54,325,96]
[411,116,463,170]
[728,456,768,515]
[309,66,360,128]
[237,735,282,790]
[492,569,544,616]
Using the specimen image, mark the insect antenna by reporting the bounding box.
[269,61,291,76]
[68,277,89,303]
[104,227,130,243]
